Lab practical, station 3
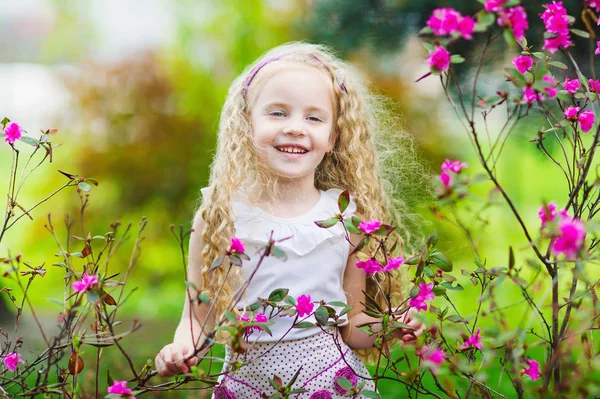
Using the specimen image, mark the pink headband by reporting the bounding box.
[241,53,347,99]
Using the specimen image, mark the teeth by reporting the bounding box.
[277,146,307,154]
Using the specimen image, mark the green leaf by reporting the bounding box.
[271,246,287,261]
[419,26,433,35]
[209,256,224,271]
[230,255,242,267]
[432,285,446,296]
[284,296,296,306]
[106,369,114,387]
[350,236,369,256]
[450,54,465,64]
[84,178,99,186]
[427,232,438,248]
[337,190,350,213]
[446,314,468,323]
[570,28,590,38]
[314,216,339,228]
[339,305,352,317]
[86,290,100,305]
[549,61,568,70]
[423,42,434,52]
[361,391,382,399]
[78,182,92,192]
[198,293,211,304]
[1,117,9,126]
[343,218,359,234]
[268,288,289,302]
[430,252,453,272]
[336,377,353,389]
[19,136,39,147]
[503,28,516,48]
[441,282,464,291]
[293,321,315,328]
[405,255,419,265]
[328,301,347,307]
[248,302,262,311]
[315,306,329,325]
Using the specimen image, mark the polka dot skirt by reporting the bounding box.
[212,329,377,398]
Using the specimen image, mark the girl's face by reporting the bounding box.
[249,62,335,185]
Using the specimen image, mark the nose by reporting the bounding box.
[282,117,307,136]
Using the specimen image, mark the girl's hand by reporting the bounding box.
[155,342,199,377]
[393,308,425,344]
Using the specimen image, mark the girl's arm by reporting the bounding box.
[340,231,422,350]
[155,212,215,376]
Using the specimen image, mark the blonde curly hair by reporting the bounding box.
[197,41,416,361]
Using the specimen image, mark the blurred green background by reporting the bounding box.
[0,0,595,397]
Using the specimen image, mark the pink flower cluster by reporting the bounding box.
[296,294,314,317]
[107,380,136,398]
[237,312,269,334]
[542,75,558,98]
[484,0,508,13]
[541,1,572,53]
[356,256,404,275]
[418,345,446,373]
[538,202,586,259]
[565,107,595,132]
[358,219,381,234]
[3,122,23,144]
[427,8,475,40]
[522,87,543,104]
[2,352,25,371]
[596,41,600,55]
[590,79,600,93]
[229,237,245,254]
[461,328,483,350]
[523,358,541,381]
[72,273,99,293]
[496,6,529,41]
[428,46,451,72]
[438,158,468,188]
[563,77,580,93]
[512,55,533,74]
[409,282,435,312]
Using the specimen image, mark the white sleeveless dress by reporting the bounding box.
[203,188,377,399]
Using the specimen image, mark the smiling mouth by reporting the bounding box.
[275,146,309,154]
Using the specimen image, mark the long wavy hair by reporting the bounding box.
[197,42,418,361]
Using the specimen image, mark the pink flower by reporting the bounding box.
[578,110,595,132]
[383,256,404,272]
[441,159,468,174]
[229,237,245,254]
[541,2,572,53]
[484,0,508,12]
[419,346,446,373]
[296,294,314,318]
[356,258,383,275]
[428,46,451,72]
[563,77,580,93]
[358,219,382,234]
[551,216,586,259]
[589,0,600,12]
[563,106,580,120]
[458,16,476,40]
[334,366,358,393]
[213,385,236,399]
[589,79,600,93]
[309,391,333,399]
[2,352,25,372]
[522,87,543,103]
[522,358,541,381]
[439,172,452,188]
[596,41,600,55]
[544,34,572,54]
[254,313,268,332]
[543,75,558,98]
[107,380,135,398]
[461,328,483,350]
[71,274,99,293]
[512,55,533,74]
[409,282,435,312]
[237,315,253,334]
[499,6,529,41]
[3,122,23,144]
[427,8,460,36]
[538,201,567,227]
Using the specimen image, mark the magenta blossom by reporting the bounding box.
[3,122,23,144]
[296,294,314,317]
[441,159,468,174]
[457,16,476,40]
[484,0,508,12]
[107,380,135,398]
[309,391,333,399]
[498,6,529,41]
[2,352,25,372]
[544,34,572,53]
[512,55,533,74]
[229,237,245,254]
[541,1,572,53]
[462,328,483,350]
[383,256,404,272]
[72,273,99,293]
[563,77,580,93]
[439,172,452,188]
[428,46,451,72]
[356,258,383,275]
[427,8,474,39]
[358,219,382,234]
[538,201,567,226]
[589,79,600,93]
[596,41,600,55]
[551,216,586,259]
[563,106,580,120]
[543,75,558,98]
[578,110,595,132]
[409,282,435,312]
[419,346,446,373]
[523,358,541,381]
[334,366,358,393]
[522,87,543,103]
[254,313,268,332]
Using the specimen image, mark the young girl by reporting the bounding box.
[155,42,421,398]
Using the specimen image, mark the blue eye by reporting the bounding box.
[307,116,322,122]
[270,111,286,117]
